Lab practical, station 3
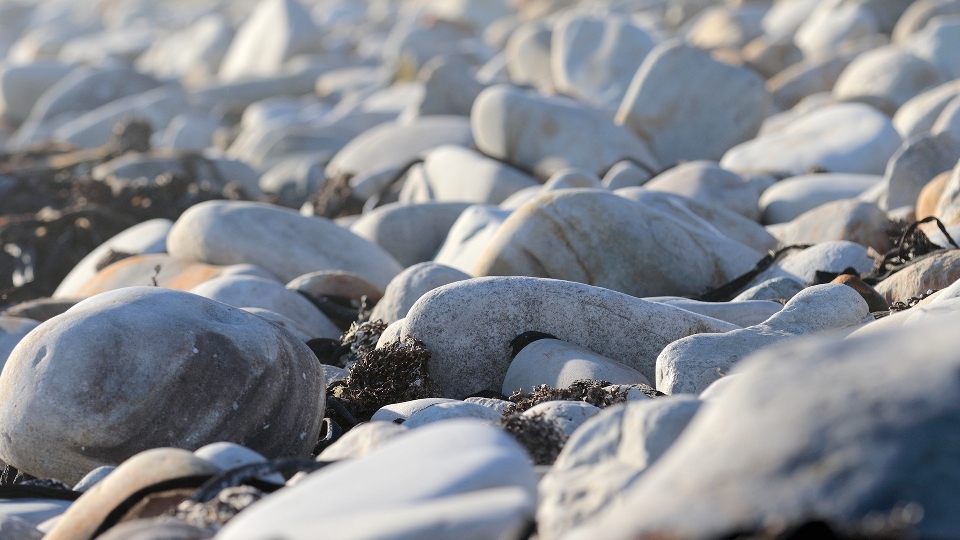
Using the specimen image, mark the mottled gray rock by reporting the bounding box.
[391,276,737,397]
[167,201,403,288]
[643,161,760,220]
[0,287,324,484]
[472,190,763,299]
[616,40,769,166]
[657,284,869,394]
[369,262,471,324]
[472,85,659,178]
[350,202,471,268]
[537,397,702,540]
[568,309,960,540]
[503,339,651,395]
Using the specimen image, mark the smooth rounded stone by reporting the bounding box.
[874,250,960,302]
[168,201,403,289]
[832,45,946,116]
[0,501,70,532]
[464,397,513,414]
[398,145,539,206]
[537,397,702,540]
[92,153,261,195]
[893,0,960,42]
[551,13,656,110]
[616,189,779,253]
[218,0,320,82]
[53,86,188,150]
[0,317,39,369]
[392,277,738,398]
[505,23,553,89]
[880,132,960,212]
[370,398,461,424]
[136,13,233,81]
[218,421,537,540]
[934,95,960,138]
[497,185,545,210]
[403,56,487,119]
[929,274,960,303]
[697,374,741,401]
[0,288,324,485]
[189,275,339,339]
[286,270,384,304]
[767,53,855,112]
[933,159,960,223]
[566,310,960,540]
[733,276,806,301]
[917,170,952,219]
[542,169,603,192]
[523,401,601,436]
[615,39,769,166]
[258,155,326,207]
[349,202,471,268]
[642,161,760,220]
[95,519,211,540]
[657,284,869,395]
[472,190,764,299]
[721,103,903,176]
[425,0,511,30]
[848,295,960,338]
[72,254,274,298]
[193,442,284,484]
[892,79,960,138]
[403,401,503,428]
[684,4,767,50]
[761,0,820,40]
[831,273,889,312]
[794,1,879,60]
[10,67,161,149]
[503,339,651,395]
[740,35,804,79]
[602,160,653,189]
[907,14,960,79]
[54,219,173,299]
[158,115,220,152]
[759,173,883,224]
[44,448,220,540]
[644,298,782,327]
[326,116,474,201]
[321,364,348,385]
[0,62,73,125]
[369,262,470,324]
[433,204,512,273]
[73,466,115,493]
[0,298,79,323]
[773,199,893,252]
[750,241,876,287]
[317,421,410,461]
[472,85,659,179]
[758,92,836,137]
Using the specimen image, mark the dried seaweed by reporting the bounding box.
[499,412,568,466]
[173,486,265,531]
[336,319,389,368]
[501,380,634,418]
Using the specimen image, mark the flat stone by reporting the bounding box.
[759,173,883,224]
[350,202,471,268]
[370,398,460,424]
[733,276,806,301]
[642,161,760,220]
[403,401,503,428]
[657,284,869,394]
[505,23,553,89]
[472,84,659,178]
[391,276,737,397]
[616,39,769,166]
[472,190,763,299]
[773,199,893,252]
[167,201,403,289]
[218,421,537,540]
[721,103,903,176]
[369,262,471,324]
[644,298,782,327]
[0,288,324,484]
[874,250,960,302]
[503,339,651,395]
[218,0,321,82]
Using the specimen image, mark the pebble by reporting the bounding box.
[759,173,883,224]
[368,262,470,324]
[349,202,472,268]
[503,339,651,395]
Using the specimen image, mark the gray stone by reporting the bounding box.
[156,115,221,152]
[567,308,960,540]
[505,23,554,89]
[602,160,653,190]
[881,131,960,211]
[433,204,512,273]
[768,53,856,112]
[136,13,234,81]
[317,421,409,461]
[907,14,960,79]
[644,298,782,327]
[542,168,603,192]
[733,276,806,302]
[522,401,601,436]
[391,276,737,397]
[774,199,893,252]
[369,262,471,324]
[404,56,487,118]
[750,241,876,287]
[892,79,960,138]
[472,85,659,178]
[370,398,460,424]
[0,317,39,374]
[503,339,651,395]
[0,63,73,126]
[684,5,767,50]
[167,201,403,288]
[472,190,763,299]
[403,401,503,428]
[794,2,879,60]
[933,95,960,138]
[893,0,960,43]
[759,173,883,224]
[616,40,770,166]
[0,287,324,484]
[349,202,471,268]
[657,284,870,395]
[218,0,322,81]
[643,161,760,220]
[72,466,114,493]
[833,45,947,115]
[244,308,316,342]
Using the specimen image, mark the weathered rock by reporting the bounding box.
[0,288,324,484]
[567,309,960,540]
[167,201,403,288]
[773,199,893,252]
[472,190,763,298]
[874,250,960,302]
[759,173,883,224]
[503,339,651,395]
[472,85,659,178]
[657,284,869,394]
[391,276,737,397]
[642,161,760,220]
[218,421,537,540]
[218,0,321,82]
[369,262,470,324]
[616,39,769,166]
[350,202,471,268]
[721,103,903,176]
